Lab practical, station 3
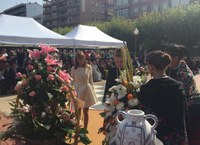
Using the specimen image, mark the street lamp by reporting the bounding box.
[134,28,139,57]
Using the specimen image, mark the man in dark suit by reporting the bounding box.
[102,49,123,103]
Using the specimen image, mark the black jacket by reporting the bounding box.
[102,66,120,102]
[138,77,186,143]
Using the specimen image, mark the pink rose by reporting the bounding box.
[48,74,55,81]
[27,64,34,71]
[34,74,42,81]
[16,72,22,79]
[47,66,53,72]
[29,91,36,97]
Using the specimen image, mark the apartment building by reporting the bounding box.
[43,0,114,29]
[114,0,191,19]
[2,2,43,24]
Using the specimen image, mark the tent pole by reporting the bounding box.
[73,46,75,65]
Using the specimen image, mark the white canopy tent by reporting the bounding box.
[64,24,125,49]
[0,14,73,48]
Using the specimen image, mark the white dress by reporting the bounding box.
[71,64,98,108]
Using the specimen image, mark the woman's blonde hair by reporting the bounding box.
[74,51,86,69]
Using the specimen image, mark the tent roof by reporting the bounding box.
[64,24,125,48]
[0,14,73,47]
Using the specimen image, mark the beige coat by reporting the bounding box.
[71,64,98,108]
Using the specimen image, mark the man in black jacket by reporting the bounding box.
[102,49,123,103]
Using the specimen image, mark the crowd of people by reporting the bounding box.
[0,48,113,95]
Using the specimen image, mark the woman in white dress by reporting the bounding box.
[71,51,98,129]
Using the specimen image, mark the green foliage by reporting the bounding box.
[135,2,200,50]
[53,26,73,35]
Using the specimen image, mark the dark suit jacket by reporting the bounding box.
[102,66,120,102]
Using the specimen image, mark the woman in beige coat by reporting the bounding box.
[71,51,98,129]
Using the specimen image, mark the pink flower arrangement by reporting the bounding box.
[1,44,91,145]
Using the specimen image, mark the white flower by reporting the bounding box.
[115,84,127,99]
[22,104,30,112]
[41,112,46,118]
[47,93,54,99]
[108,85,118,92]
[131,76,142,89]
[45,125,51,130]
[128,98,138,107]
[116,102,124,110]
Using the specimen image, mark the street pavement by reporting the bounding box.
[0,74,200,115]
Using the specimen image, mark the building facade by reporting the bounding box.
[43,0,114,29]
[2,2,43,24]
[114,0,192,19]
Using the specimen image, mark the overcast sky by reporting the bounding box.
[0,0,43,13]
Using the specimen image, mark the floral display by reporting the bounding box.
[0,44,91,145]
[98,47,147,145]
